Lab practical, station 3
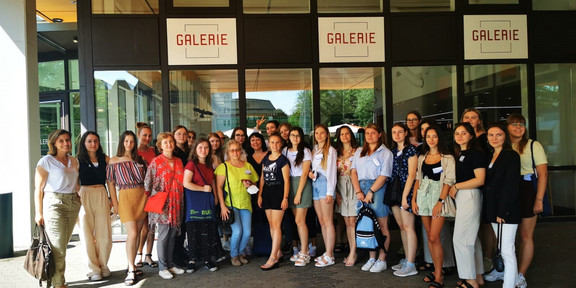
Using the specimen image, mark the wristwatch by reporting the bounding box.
[438,198,445,204]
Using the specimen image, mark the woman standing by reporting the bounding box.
[215,140,259,267]
[247,133,268,181]
[144,132,185,280]
[278,122,293,145]
[283,127,313,266]
[507,114,548,288]
[451,123,486,288]
[388,123,419,277]
[483,122,521,288]
[135,123,158,269]
[183,138,220,272]
[462,108,490,153]
[34,129,81,288]
[77,131,112,281]
[412,125,455,288]
[406,111,423,147]
[208,132,225,168]
[351,123,393,273]
[171,125,189,269]
[231,127,249,152]
[334,126,360,267]
[309,124,337,268]
[258,134,290,270]
[106,131,147,286]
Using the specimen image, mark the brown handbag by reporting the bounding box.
[23,224,54,287]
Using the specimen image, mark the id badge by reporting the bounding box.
[432,166,443,174]
[245,170,252,175]
[372,158,381,166]
[459,155,465,162]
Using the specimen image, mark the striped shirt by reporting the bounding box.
[106,160,146,190]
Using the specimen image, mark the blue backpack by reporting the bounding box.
[355,203,387,252]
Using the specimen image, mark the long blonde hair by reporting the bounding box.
[313,124,330,170]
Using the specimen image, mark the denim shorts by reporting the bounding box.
[312,174,328,201]
[357,179,390,218]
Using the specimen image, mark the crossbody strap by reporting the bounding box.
[191,161,209,186]
[224,162,233,208]
[530,140,538,178]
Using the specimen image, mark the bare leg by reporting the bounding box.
[292,208,309,254]
[518,215,537,275]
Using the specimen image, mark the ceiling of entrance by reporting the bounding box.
[36,0,78,54]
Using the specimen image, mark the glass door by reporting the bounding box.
[39,100,64,155]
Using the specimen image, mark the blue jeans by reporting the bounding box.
[230,208,252,258]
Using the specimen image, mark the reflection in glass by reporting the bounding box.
[390,0,453,12]
[170,70,239,137]
[39,101,62,155]
[392,66,456,131]
[535,64,576,166]
[319,67,383,129]
[318,0,382,13]
[70,92,81,155]
[92,0,159,14]
[173,0,229,7]
[39,60,65,92]
[94,71,162,155]
[533,0,576,10]
[244,0,310,14]
[246,69,313,136]
[547,170,576,216]
[463,64,527,124]
[69,59,79,90]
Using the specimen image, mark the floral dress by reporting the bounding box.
[390,145,417,212]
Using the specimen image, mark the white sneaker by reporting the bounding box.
[484,269,504,282]
[159,270,173,279]
[361,258,376,271]
[392,258,406,271]
[393,264,418,277]
[169,267,185,275]
[370,260,387,273]
[515,273,527,288]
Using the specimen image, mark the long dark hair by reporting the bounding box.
[335,125,358,157]
[172,125,189,152]
[486,122,513,151]
[189,138,213,168]
[77,131,105,163]
[420,125,451,155]
[208,132,225,163]
[116,130,146,165]
[406,110,423,143]
[506,114,529,154]
[453,122,479,157]
[247,132,268,155]
[287,127,307,167]
[390,122,410,150]
[231,127,249,150]
[360,123,387,157]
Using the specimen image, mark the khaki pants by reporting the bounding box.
[78,186,112,277]
[43,192,81,287]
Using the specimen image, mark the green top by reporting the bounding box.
[214,161,259,212]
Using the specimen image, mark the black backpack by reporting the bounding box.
[355,203,387,252]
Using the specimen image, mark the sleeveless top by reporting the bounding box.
[79,154,107,185]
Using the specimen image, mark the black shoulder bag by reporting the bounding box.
[221,162,236,225]
[383,147,406,206]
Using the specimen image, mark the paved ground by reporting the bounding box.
[2,221,575,288]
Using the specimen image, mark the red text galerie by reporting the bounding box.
[326,32,376,44]
[176,34,228,46]
[472,29,520,41]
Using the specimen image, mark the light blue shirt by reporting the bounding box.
[351,145,393,180]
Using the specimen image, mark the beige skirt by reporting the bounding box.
[118,187,147,223]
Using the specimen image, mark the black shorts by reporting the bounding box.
[520,179,537,218]
[262,184,284,210]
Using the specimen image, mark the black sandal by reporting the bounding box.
[428,281,444,288]
[456,280,475,288]
[135,253,144,268]
[424,272,436,283]
[419,262,434,271]
[125,271,136,286]
[145,254,158,268]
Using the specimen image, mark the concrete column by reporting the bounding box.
[0,0,40,249]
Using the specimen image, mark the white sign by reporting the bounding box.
[318,17,385,63]
[464,15,528,60]
[167,18,237,65]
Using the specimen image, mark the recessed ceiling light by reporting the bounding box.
[52,18,63,23]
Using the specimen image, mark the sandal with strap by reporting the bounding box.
[314,254,335,268]
[424,272,436,283]
[294,253,310,267]
[456,280,476,288]
[314,252,326,263]
[125,271,136,286]
[428,281,444,288]
[145,254,158,268]
[135,253,144,268]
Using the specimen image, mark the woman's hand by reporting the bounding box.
[449,186,458,199]
[35,213,44,226]
[533,200,544,215]
[294,194,301,205]
[496,216,505,224]
[325,195,333,204]
[308,171,316,181]
[363,191,373,204]
[242,180,252,188]
[258,196,263,208]
[432,202,442,218]
[255,116,266,128]
[220,205,230,220]
[401,197,409,211]
[203,185,212,192]
[356,191,365,202]
[412,200,419,215]
[335,193,342,206]
[281,198,289,211]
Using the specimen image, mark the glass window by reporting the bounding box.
[173,0,229,7]
[170,70,239,138]
[39,101,62,155]
[244,0,310,14]
[318,0,382,13]
[94,70,163,155]
[469,0,518,4]
[70,92,81,155]
[69,59,79,90]
[390,0,453,12]
[39,60,65,92]
[319,67,383,130]
[533,0,576,10]
[463,64,528,123]
[535,64,576,166]
[246,68,313,137]
[392,66,456,131]
[548,170,576,216]
[92,0,159,14]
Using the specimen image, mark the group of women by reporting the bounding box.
[33,109,547,288]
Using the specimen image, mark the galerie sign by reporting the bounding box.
[318,17,385,63]
[167,18,237,65]
[464,15,528,60]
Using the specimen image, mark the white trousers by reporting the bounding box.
[453,188,484,279]
[492,222,518,288]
